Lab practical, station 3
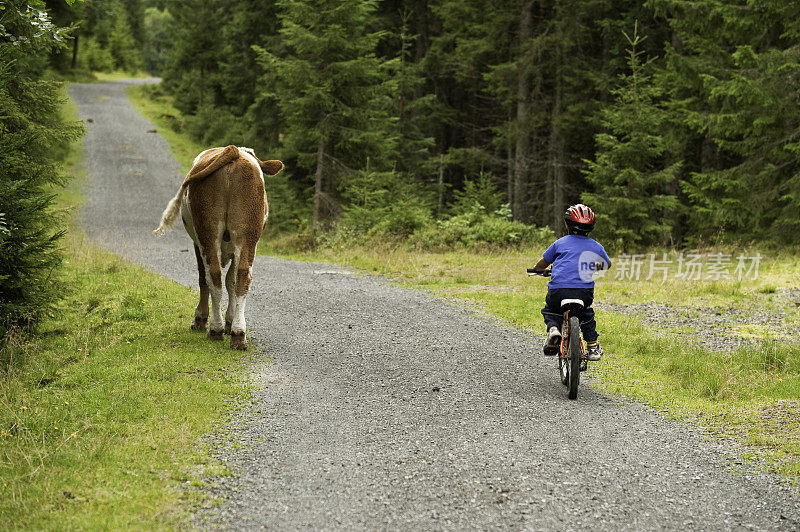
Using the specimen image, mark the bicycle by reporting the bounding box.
[527,268,588,400]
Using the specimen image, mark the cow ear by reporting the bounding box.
[260,159,284,176]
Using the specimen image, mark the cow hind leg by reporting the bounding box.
[192,244,209,331]
[229,243,255,351]
[224,263,236,335]
[202,245,225,341]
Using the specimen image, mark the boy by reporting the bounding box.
[531,204,611,361]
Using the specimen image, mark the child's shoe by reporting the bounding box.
[586,341,603,361]
[543,326,561,356]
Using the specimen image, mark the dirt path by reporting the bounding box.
[70,80,800,530]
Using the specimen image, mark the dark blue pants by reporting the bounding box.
[541,288,599,342]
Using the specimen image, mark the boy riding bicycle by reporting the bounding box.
[531,204,611,361]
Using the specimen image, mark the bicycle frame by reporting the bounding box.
[559,308,587,373]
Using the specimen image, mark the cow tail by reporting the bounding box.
[153,187,182,236]
[181,144,240,187]
[153,145,240,236]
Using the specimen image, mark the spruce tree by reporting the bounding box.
[142,6,174,76]
[0,0,84,336]
[254,0,397,230]
[162,0,226,115]
[582,23,680,249]
[423,0,514,216]
[645,0,800,242]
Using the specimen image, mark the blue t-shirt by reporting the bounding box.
[542,235,611,289]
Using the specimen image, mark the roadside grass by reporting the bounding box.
[93,71,152,82]
[260,241,788,309]
[593,313,800,477]
[0,89,248,529]
[45,70,152,84]
[129,82,800,479]
[0,237,246,529]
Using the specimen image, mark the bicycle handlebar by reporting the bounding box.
[527,268,551,277]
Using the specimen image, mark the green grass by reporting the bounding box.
[93,71,152,82]
[0,237,247,529]
[593,313,800,476]
[259,242,786,308]
[45,70,153,84]
[0,88,249,529]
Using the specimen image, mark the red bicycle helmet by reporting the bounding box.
[564,204,595,234]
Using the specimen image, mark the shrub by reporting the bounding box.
[338,170,434,239]
[450,171,504,216]
[184,104,250,148]
[411,203,553,250]
[80,37,115,72]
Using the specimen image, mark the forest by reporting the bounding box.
[3,0,800,328]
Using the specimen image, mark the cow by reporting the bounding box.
[154,145,284,350]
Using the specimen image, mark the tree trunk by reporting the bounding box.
[507,118,513,207]
[398,12,409,133]
[312,129,325,230]
[549,38,566,231]
[437,153,445,217]
[71,34,79,69]
[512,1,534,221]
[663,29,684,245]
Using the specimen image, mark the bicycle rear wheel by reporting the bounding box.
[567,316,581,399]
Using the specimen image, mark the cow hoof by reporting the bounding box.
[191,318,208,331]
[230,332,248,350]
[208,329,225,341]
[225,321,232,335]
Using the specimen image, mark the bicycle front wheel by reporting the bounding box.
[567,316,581,399]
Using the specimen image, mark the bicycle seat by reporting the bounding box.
[560,298,585,311]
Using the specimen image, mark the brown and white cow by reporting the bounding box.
[154,145,284,350]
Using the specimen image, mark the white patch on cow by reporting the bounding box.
[224,244,242,327]
[237,146,264,183]
[192,239,206,321]
[224,262,236,327]
[231,293,247,334]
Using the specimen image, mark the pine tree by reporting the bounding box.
[652,0,800,242]
[254,0,397,230]
[423,0,514,216]
[388,7,437,187]
[162,0,226,115]
[0,0,84,336]
[427,0,663,229]
[582,23,681,249]
[142,6,174,76]
[108,8,141,72]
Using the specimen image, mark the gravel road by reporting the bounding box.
[70,80,800,530]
